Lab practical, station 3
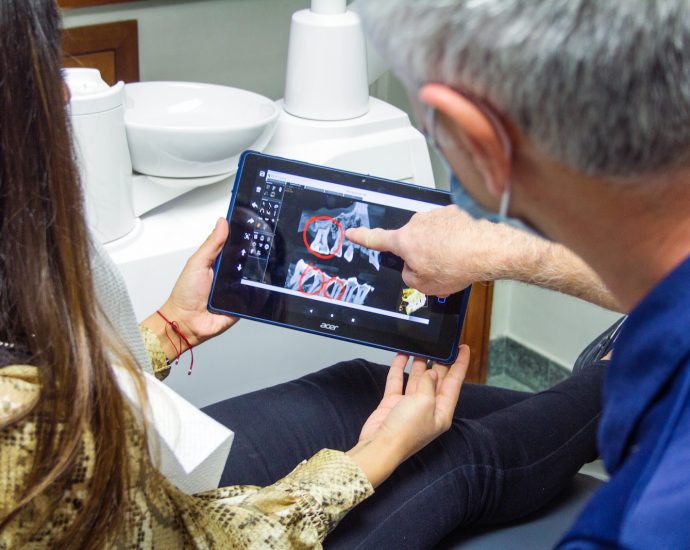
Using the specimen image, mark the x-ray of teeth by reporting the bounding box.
[298,202,382,270]
[344,242,355,262]
[310,222,333,255]
[323,278,344,300]
[300,268,324,294]
[285,259,375,305]
[368,249,380,271]
[342,278,374,304]
[286,259,315,290]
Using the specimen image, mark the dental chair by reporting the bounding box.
[438,473,603,549]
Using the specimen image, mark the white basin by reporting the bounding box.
[124,82,280,178]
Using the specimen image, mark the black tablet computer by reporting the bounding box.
[208,151,471,363]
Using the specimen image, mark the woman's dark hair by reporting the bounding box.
[0,1,144,546]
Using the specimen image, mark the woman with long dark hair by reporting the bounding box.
[0,0,145,545]
[0,1,611,548]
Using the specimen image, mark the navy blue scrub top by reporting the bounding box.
[560,255,690,548]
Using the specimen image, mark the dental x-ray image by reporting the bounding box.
[265,184,429,316]
[285,258,375,305]
[297,202,384,270]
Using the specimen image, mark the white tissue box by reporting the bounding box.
[114,367,234,494]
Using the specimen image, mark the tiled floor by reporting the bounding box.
[489,337,570,392]
[486,373,533,392]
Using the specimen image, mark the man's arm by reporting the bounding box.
[506,235,621,312]
[347,205,622,312]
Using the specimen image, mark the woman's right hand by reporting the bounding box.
[346,346,470,488]
[141,218,239,361]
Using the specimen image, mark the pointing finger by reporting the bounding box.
[346,227,399,254]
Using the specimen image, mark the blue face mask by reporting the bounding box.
[449,172,505,224]
[449,168,549,239]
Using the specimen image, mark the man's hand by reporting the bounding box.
[142,218,239,360]
[347,205,622,311]
[347,205,512,296]
[346,346,470,487]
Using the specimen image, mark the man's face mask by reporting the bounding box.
[425,107,550,240]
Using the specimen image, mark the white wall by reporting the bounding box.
[491,281,623,369]
[62,0,311,100]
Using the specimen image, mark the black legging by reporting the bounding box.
[203,358,603,549]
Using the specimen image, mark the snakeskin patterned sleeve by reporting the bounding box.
[190,448,374,548]
[0,366,40,539]
[139,325,171,381]
[1,365,375,548]
[0,365,39,428]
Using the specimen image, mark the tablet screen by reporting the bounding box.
[209,152,470,362]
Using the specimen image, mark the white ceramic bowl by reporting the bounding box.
[124,82,280,178]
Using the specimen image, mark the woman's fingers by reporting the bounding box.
[435,345,471,423]
[431,361,449,392]
[384,354,408,397]
[406,356,429,394]
[415,369,439,398]
[190,218,229,269]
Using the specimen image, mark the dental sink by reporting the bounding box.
[124,82,280,178]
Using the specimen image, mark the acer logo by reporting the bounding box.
[320,323,339,331]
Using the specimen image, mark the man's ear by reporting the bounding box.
[420,84,511,197]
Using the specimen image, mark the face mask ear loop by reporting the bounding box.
[477,103,513,220]
[498,183,511,219]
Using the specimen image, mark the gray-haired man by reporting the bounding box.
[349,1,690,547]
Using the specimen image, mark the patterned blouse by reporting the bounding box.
[0,328,373,548]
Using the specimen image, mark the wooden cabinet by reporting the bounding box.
[461,283,493,383]
[62,20,139,85]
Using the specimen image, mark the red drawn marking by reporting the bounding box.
[323,277,347,301]
[296,265,347,301]
[297,264,325,296]
[302,216,345,260]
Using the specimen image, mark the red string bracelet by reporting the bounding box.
[156,310,195,375]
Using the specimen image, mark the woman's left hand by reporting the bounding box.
[143,218,239,359]
[347,346,470,488]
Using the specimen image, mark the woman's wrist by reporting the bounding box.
[346,434,406,488]
[141,306,196,362]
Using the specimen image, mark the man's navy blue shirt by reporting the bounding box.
[560,255,690,548]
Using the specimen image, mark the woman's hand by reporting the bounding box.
[347,346,470,487]
[142,218,239,360]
